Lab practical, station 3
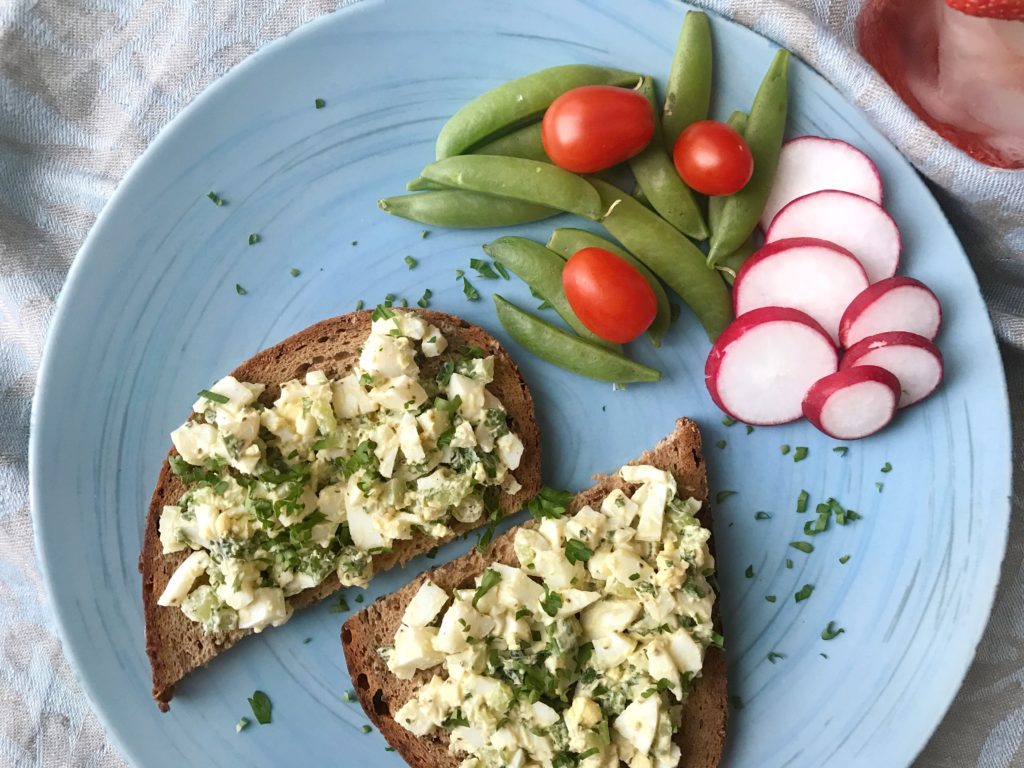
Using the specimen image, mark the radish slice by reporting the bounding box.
[760,137,884,230]
[705,306,838,426]
[765,190,901,283]
[839,277,942,348]
[733,237,869,344]
[802,366,901,439]
[841,331,944,408]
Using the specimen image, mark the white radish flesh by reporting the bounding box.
[733,237,869,344]
[705,306,838,426]
[841,331,944,408]
[802,365,901,439]
[839,276,942,348]
[760,137,883,230]
[765,190,901,283]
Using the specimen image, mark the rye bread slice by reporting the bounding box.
[140,310,541,710]
[341,417,727,768]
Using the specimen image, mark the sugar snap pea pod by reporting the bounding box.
[546,227,671,347]
[707,49,789,266]
[435,64,643,160]
[629,77,708,240]
[707,110,749,235]
[589,178,731,340]
[472,123,549,162]
[493,294,660,383]
[378,191,556,228]
[715,233,758,285]
[406,176,448,192]
[421,156,602,220]
[482,236,619,351]
[662,11,713,146]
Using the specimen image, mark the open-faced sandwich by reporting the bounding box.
[342,418,727,768]
[140,308,540,709]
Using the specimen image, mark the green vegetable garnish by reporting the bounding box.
[780,444,791,455]
[789,541,814,554]
[197,389,229,404]
[354,594,364,604]
[472,569,501,607]
[541,588,563,617]
[290,267,301,277]
[881,462,892,473]
[564,538,593,564]
[839,554,851,564]
[315,98,326,109]
[821,621,845,641]
[786,558,793,569]
[833,446,848,456]
[355,299,364,310]
[765,595,776,603]
[722,415,737,426]
[875,482,884,492]
[744,565,754,579]
[342,690,355,702]
[469,258,500,279]
[755,511,771,520]
[796,489,809,513]
[716,439,727,449]
[767,651,785,664]
[746,425,754,434]
[793,446,808,462]
[527,486,572,520]
[711,632,725,649]
[794,584,814,602]
[494,261,510,280]
[716,490,736,503]
[420,230,430,238]
[235,283,247,296]
[207,191,226,206]
[417,288,432,308]
[248,690,272,724]
[248,233,260,246]
[404,255,417,269]
[236,717,250,732]
[328,595,350,613]
[361,725,372,734]
[461,276,480,301]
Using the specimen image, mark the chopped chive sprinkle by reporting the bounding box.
[328,595,350,613]
[197,389,229,404]
[833,446,849,456]
[469,258,500,279]
[290,267,301,277]
[351,240,358,246]
[786,558,794,569]
[454,269,464,278]
[494,261,510,280]
[745,565,754,579]
[789,541,814,554]
[839,554,851,564]
[461,277,479,301]
[765,595,777,603]
[722,415,737,426]
[797,490,809,513]
[793,446,809,462]
[385,747,396,752]
[821,621,845,641]
[342,690,355,702]
[875,482,884,492]
[303,637,312,644]
[207,191,226,205]
[404,255,417,269]
[794,584,814,602]
[421,230,430,238]
[716,490,736,503]
[711,632,725,649]
[767,651,785,664]
[236,717,250,733]
[383,293,396,307]
[248,233,260,245]
[235,283,247,296]
[820,653,829,659]
[361,725,372,734]
[315,97,326,109]
[755,511,771,520]
[399,298,408,307]
[355,299,364,311]
[715,439,727,449]
[417,288,433,308]
[881,462,893,473]
[780,444,791,455]
[745,425,754,434]
[355,594,364,604]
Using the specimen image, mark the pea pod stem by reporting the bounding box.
[662,11,713,146]
[629,77,708,240]
[708,49,789,265]
[435,64,643,160]
[707,110,749,237]
[421,155,602,220]
[546,227,671,347]
[589,177,732,340]
[482,236,619,351]
[493,294,660,383]
[378,191,556,228]
[472,123,549,162]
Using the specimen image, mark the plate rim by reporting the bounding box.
[27,1,1012,766]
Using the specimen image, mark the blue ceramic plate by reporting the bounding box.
[30,1,1011,766]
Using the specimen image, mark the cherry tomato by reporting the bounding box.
[562,247,657,343]
[541,85,655,173]
[672,119,754,196]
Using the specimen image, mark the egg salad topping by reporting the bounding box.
[157,309,525,634]
[386,465,717,768]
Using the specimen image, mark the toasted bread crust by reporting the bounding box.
[140,310,541,710]
[341,418,727,768]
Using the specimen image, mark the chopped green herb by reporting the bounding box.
[290,267,301,277]
[797,490,809,513]
[342,690,355,702]
[755,511,771,520]
[780,444,791,455]
[236,717,250,733]
[744,565,754,579]
[881,462,892,473]
[420,230,430,238]
[354,594,364,604]
[527,486,573,520]
[371,304,395,322]
[839,554,851,564]
[729,695,744,710]
[767,651,786,664]
[789,541,814,554]
[302,637,312,644]
[794,584,814,602]
[875,482,884,492]
[383,293,396,307]
[197,388,229,404]
[235,283,247,296]
[355,299,364,310]
[715,439,727,449]
[469,258,499,279]
[385,747,396,752]
[786,558,793,569]
[821,621,845,641]
[472,569,501,608]
[461,276,479,301]
[494,261,510,280]
[746,425,754,435]
[248,233,260,246]
[721,415,737,426]
[711,632,725,649]
[564,539,593,565]
[515,608,532,620]
[404,255,417,269]
[351,240,358,246]
[454,269,464,278]
[541,588,563,618]
[315,97,326,109]
[833,446,849,456]
[716,490,736,503]
[765,595,777,603]
[361,725,372,734]
[820,653,829,659]
[793,446,809,462]
[425,547,439,560]
[417,288,432,308]
[248,691,271,725]
[207,191,226,206]
[328,595,350,613]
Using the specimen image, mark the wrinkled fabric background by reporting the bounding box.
[0,0,1021,766]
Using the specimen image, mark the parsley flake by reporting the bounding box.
[716,439,727,449]
[881,462,893,473]
[794,584,814,602]
[721,415,737,426]
[767,651,786,664]
[404,255,417,269]
[755,511,771,520]
[780,444,791,455]
[470,258,500,279]
[716,490,736,503]
[839,554,851,564]
[207,191,226,206]
[235,283,247,296]
[833,446,849,456]
[793,446,809,462]
[744,565,754,579]
[248,233,260,246]
[417,288,432,308]
[290,267,301,277]
[765,595,777,603]
[472,569,501,608]
[541,588,563,618]
[461,276,480,301]
[494,261,510,280]
[248,690,272,725]
[565,539,593,565]
[789,541,814,554]
[821,621,845,641]
[315,97,326,109]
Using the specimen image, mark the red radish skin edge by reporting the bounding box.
[733,237,869,344]
[839,276,943,348]
[802,365,901,440]
[705,306,839,426]
[765,189,902,284]
[841,331,944,408]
